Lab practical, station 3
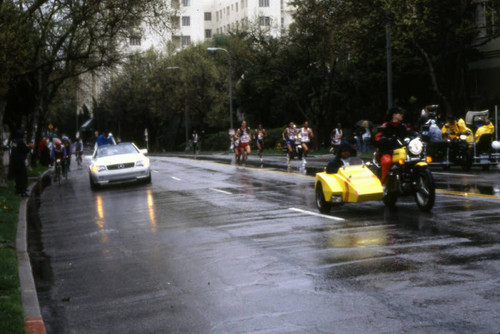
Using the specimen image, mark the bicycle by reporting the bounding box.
[75,151,83,168]
[54,159,62,184]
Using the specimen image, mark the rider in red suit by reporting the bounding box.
[375,107,414,184]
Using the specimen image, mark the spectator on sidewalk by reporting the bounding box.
[10,129,34,196]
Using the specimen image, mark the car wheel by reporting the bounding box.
[315,182,332,214]
[90,176,99,190]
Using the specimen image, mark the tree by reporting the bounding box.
[3,0,174,154]
[385,0,487,117]
[0,0,39,186]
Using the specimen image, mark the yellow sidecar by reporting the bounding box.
[315,159,383,213]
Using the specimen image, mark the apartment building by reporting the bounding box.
[127,0,295,51]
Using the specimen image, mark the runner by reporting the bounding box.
[192,131,199,154]
[233,132,241,164]
[236,121,252,164]
[300,121,314,164]
[253,124,267,163]
[282,121,297,167]
[228,128,235,152]
[331,123,343,153]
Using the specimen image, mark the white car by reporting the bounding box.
[89,142,151,189]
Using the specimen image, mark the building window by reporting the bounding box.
[182,16,190,26]
[172,16,180,29]
[236,3,239,11]
[227,6,230,16]
[205,12,212,21]
[130,36,141,46]
[182,0,190,6]
[259,0,269,7]
[172,36,181,48]
[205,29,212,38]
[182,36,191,46]
[259,16,271,26]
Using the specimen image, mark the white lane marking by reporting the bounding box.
[153,170,160,173]
[289,207,345,221]
[171,176,181,181]
[210,188,232,195]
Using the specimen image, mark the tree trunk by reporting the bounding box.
[414,40,453,117]
[0,99,7,187]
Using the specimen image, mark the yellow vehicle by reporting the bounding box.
[315,137,436,213]
[315,157,383,213]
[465,110,500,170]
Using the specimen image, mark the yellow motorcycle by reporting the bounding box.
[378,137,435,211]
[315,137,435,213]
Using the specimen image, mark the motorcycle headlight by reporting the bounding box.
[408,138,423,155]
[460,134,467,140]
[492,141,500,150]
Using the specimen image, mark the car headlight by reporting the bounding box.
[92,165,106,173]
[136,159,150,167]
[408,138,423,155]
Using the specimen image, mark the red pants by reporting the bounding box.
[380,154,392,184]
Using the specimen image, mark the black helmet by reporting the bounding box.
[386,106,406,121]
[337,140,357,156]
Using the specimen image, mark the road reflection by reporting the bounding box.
[147,189,157,233]
[95,194,109,244]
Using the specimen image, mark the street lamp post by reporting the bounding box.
[166,66,190,151]
[207,47,233,130]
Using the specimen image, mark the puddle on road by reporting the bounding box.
[435,182,500,196]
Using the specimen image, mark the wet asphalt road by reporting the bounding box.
[32,154,500,333]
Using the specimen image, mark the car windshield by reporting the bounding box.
[96,144,138,158]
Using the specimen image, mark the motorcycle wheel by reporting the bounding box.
[55,165,61,185]
[462,149,473,171]
[414,169,435,212]
[382,188,398,207]
[315,182,332,214]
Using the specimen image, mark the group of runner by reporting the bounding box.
[230,120,314,166]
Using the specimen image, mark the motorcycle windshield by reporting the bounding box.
[347,157,364,166]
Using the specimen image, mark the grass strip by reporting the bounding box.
[0,165,47,334]
[0,180,25,334]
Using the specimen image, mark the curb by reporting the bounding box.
[16,173,48,334]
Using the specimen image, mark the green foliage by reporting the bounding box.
[0,1,35,90]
